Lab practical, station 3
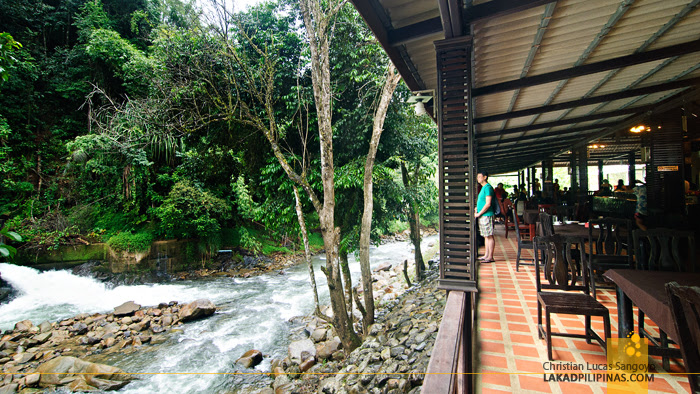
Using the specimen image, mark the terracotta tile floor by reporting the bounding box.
[474,226,692,393]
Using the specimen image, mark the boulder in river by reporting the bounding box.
[179,299,216,322]
[113,301,141,317]
[36,356,132,391]
[236,349,263,369]
[288,339,315,364]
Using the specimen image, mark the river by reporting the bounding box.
[0,234,437,393]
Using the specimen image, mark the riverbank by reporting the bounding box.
[295,265,442,393]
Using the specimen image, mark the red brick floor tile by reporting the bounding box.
[647,376,679,393]
[481,340,506,354]
[480,305,499,312]
[518,374,552,393]
[574,340,606,352]
[480,369,512,387]
[515,358,546,373]
[505,314,528,323]
[550,349,576,362]
[480,354,509,369]
[480,312,502,321]
[481,388,512,394]
[480,320,502,330]
[558,382,594,393]
[510,333,536,345]
[513,345,538,357]
[508,324,533,334]
[581,352,608,366]
[478,329,504,341]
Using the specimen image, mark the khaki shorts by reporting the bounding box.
[478,215,494,237]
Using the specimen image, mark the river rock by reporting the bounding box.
[0,384,18,393]
[310,328,326,343]
[316,337,341,361]
[114,301,141,317]
[299,357,315,372]
[373,262,392,272]
[288,339,315,364]
[236,349,263,368]
[13,320,32,332]
[178,299,216,322]
[25,373,40,387]
[33,332,51,344]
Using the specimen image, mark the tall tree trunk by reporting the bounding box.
[402,162,425,280]
[299,0,360,351]
[358,66,401,334]
[293,186,321,316]
[339,248,353,324]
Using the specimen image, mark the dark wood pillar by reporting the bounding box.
[570,151,578,195]
[648,118,684,215]
[543,159,554,198]
[578,148,589,206]
[628,151,636,187]
[435,36,477,293]
[598,160,604,190]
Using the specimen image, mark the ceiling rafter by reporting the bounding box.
[471,38,700,97]
[474,77,700,124]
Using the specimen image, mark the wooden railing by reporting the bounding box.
[422,290,474,393]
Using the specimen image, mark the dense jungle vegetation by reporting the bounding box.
[0,0,438,261]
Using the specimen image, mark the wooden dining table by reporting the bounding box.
[603,269,700,359]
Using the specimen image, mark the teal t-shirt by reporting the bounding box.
[477,183,495,217]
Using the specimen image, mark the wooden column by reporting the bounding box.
[578,148,589,206]
[543,159,554,198]
[570,151,578,195]
[628,151,636,187]
[648,119,684,214]
[598,160,604,190]
[435,35,477,292]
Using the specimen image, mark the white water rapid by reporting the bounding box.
[0,234,437,393]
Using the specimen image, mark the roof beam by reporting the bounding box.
[477,127,602,147]
[463,0,555,24]
[472,38,700,97]
[349,0,425,91]
[475,78,700,124]
[476,106,652,139]
[388,17,443,46]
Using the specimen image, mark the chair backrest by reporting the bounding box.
[513,209,525,244]
[534,235,592,295]
[633,228,696,272]
[538,204,555,213]
[539,212,555,236]
[666,282,700,393]
[588,217,632,258]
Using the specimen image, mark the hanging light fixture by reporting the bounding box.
[406,90,434,117]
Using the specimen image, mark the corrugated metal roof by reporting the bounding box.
[352,0,700,173]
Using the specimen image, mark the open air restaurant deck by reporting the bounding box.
[348,0,700,392]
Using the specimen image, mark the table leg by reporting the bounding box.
[616,286,633,338]
[528,224,535,240]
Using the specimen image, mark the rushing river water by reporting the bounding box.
[0,235,437,393]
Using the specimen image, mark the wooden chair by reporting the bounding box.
[500,199,515,239]
[539,212,555,237]
[534,234,611,360]
[666,282,700,393]
[538,203,555,214]
[633,228,696,272]
[513,210,534,271]
[634,229,696,369]
[588,218,634,272]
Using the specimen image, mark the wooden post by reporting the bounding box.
[578,148,589,207]
[598,160,604,190]
[628,151,636,187]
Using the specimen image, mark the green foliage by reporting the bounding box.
[107,230,154,252]
[0,32,22,84]
[237,227,262,255]
[0,225,22,258]
[156,180,230,240]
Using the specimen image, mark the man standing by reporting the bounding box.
[475,170,496,263]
